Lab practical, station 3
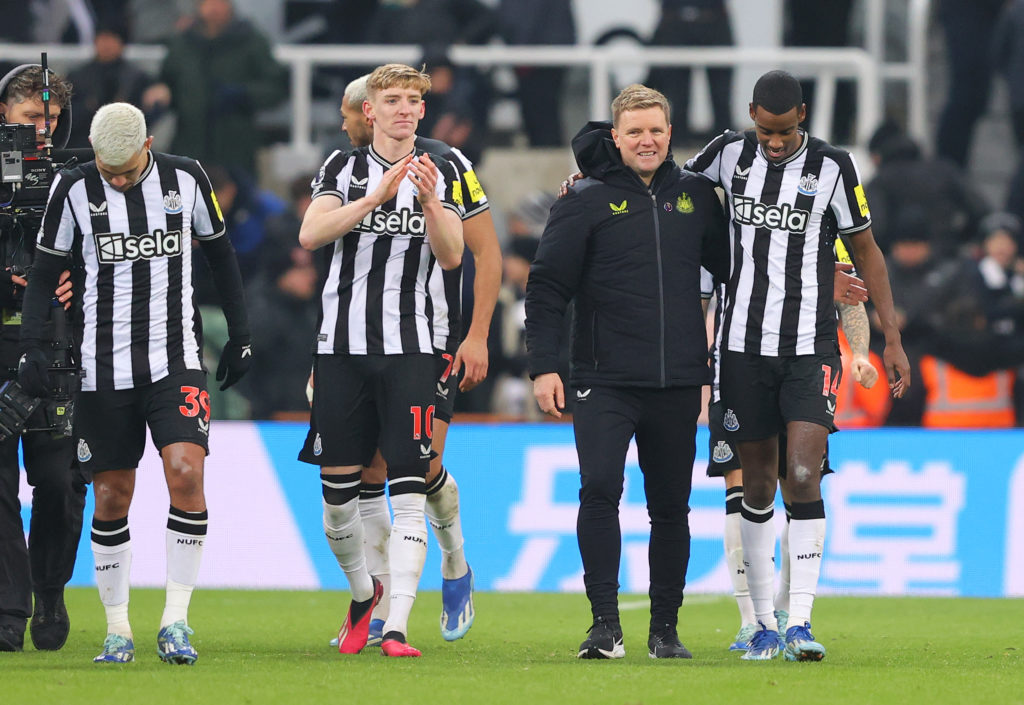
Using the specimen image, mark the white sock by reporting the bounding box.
[724,511,756,626]
[161,507,207,628]
[425,469,469,580]
[382,491,427,639]
[775,516,791,615]
[359,489,392,621]
[788,516,826,627]
[740,501,778,631]
[323,498,374,601]
[91,517,132,639]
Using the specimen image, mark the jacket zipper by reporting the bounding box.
[650,190,666,386]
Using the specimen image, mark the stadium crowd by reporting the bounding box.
[3,0,1024,427]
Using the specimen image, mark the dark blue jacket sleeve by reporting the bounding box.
[525,190,588,378]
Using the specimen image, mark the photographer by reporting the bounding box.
[0,64,85,652]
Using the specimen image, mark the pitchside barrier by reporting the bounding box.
[26,422,1022,598]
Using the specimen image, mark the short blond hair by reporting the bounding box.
[611,84,671,127]
[366,63,431,100]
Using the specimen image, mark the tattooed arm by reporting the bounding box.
[838,301,878,389]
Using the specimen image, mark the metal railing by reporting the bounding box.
[0,40,900,150]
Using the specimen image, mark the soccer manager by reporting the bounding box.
[525,84,727,661]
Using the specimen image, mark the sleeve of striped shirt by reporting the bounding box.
[190,160,227,240]
[430,156,464,217]
[36,171,77,255]
[446,146,489,219]
[310,150,352,202]
[830,151,872,235]
[684,132,730,185]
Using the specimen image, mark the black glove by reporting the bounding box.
[216,337,252,391]
[17,346,52,398]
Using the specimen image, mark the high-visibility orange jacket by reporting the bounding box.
[919,354,1015,428]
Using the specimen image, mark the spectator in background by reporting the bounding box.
[417,47,490,165]
[865,123,989,257]
[970,213,1024,333]
[935,0,1007,167]
[366,0,495,47]
[993,0,1024,223]
[490,224,542,418]
[234,174,316,419]
[148,0,287,177]
[783,0,855,144]
[497,0,576,147]
[192,164,285,421]
[67,21,156,149]
[241,246,318,419]
[645,0,734,144]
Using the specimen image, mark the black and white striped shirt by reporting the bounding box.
[37,152,225,391]
[310,144,463,356]
[686,130,871,356]
[416,137,489,353]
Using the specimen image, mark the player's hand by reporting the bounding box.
[533,372,565,419]
[18,347,51,398]
[557,171,585,198]
[216,337,253,391]
[850,354,878,389]
[370,155,414,207]
[55,270,73,310]
[883,341,911,399]
[834,262,868,305]
[409,155,439,205]
[454,335,488,391]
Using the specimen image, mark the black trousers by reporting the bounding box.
[572,384,701,630]
[0,392,86,628]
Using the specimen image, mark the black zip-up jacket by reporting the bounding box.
[526,120,728,388]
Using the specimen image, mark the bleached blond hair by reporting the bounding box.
[344,74,370,107]
[89,102,147,166]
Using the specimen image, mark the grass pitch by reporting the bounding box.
[2,589,1022,705]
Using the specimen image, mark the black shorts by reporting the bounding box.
[433,350,459,424]
[706,399,741,476]
[300,353,435,473]
[719,350,841,441]
[75,370,210,473]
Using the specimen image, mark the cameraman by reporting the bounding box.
[0,65,84,652]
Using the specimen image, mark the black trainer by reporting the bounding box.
[577,616,624,659]
[648,624,692,659]
[0,623,25,652]
[30,591,70,651]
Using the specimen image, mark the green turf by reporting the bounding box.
[2,589,1022,705]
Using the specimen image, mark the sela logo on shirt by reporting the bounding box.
[355,208,426,237]
[163,190,184,214]
[732,194,810,233]
[94,229,183,263]
[797,173,819,196]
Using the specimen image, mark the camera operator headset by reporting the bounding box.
[0,64,86,653]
